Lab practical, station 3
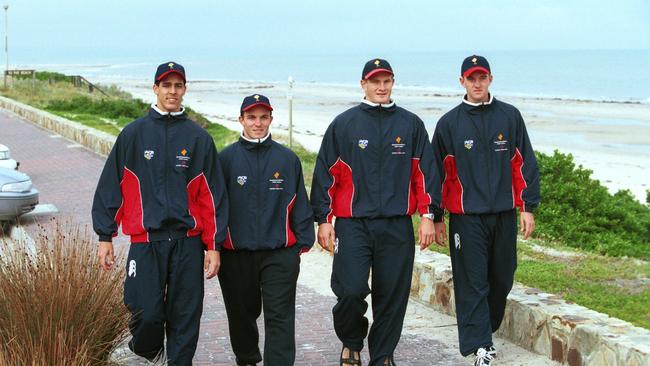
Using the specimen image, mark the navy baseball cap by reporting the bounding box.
[461,55,491,77]
[240,94,273,113]
[362,58,394,80]
[155,61,186,83]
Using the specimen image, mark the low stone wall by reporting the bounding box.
[411,251,650,366]
[0,96,115,157]
[3,95,649,366]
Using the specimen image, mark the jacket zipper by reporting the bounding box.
[255,146,261,247]
[378,106,383,215]
[164,116,171,229]
[479,105,495,211]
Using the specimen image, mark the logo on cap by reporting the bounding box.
[471,57,477,64]
[374,60,381,67]
[168,62,175,69]
[254,95,260,101]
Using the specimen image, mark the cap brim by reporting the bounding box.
[242,102,274,112]
[364,68,393,80]
[156,70,186,82]
[462,66,490,77]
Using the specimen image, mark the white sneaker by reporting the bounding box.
[473,346,496,366]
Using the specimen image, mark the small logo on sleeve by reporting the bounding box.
[237,176,247,186]
[358,139,369,149]
[464,140,474,150]
[144,150,155,160]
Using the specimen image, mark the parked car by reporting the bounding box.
[0,144,19,170]
[0,167,38,234]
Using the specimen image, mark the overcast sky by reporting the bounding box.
[6,0,650,62]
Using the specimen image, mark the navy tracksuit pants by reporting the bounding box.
[331,216,415,366]
[123,235,205,365]
[448,210,517,356]
[218,246,301,366]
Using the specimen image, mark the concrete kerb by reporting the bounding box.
[2,95,649,366]
[411,251,650,366]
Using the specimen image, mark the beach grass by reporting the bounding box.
[2,71,648,330]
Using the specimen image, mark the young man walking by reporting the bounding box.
[311,59,437,366]
[93,62,228,365]
[218,94,314,366]
[430,55,540,365]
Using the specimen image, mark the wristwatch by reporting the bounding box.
[421,213,434,220]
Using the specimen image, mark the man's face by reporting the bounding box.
[360,72,394,104]
[239,105,273,139]
[153,74,186,112]
[460,71,492,103]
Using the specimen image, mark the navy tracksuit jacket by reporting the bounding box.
[311,100,437,365]
[431,95,540,356]
[217,134,314,366]
[91,105,229,364]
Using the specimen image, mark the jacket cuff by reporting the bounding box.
[432,207,445,223]
[316,217,328,225]
[98,234,113,242]
[522,204,537,213]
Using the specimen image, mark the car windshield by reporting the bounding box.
[0,151,8,160]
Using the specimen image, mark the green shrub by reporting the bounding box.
[45,96,148,121]
[534,150,650,259]
[35,71,73,82]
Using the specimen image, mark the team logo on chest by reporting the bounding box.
[493,132,509,152]
[358,139,369,149]
[175,148,191,168]
[464,140,474,150]
[144,150,155,160]
[391,136,406,155]
[237,176,247,186]
[269,171,284,191]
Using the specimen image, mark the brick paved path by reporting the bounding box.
[1,110,467,365]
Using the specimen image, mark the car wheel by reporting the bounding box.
[0,220,13,237]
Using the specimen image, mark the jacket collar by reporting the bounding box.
[461,94,494,107]
[239,132,273,150]
[149,103,186,120]
[360,98,397,112]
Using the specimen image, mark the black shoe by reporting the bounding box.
[127,339,163,362]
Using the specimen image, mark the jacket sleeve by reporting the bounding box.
[410,116,439,217]
[197,137,229,250]
[92,134,125,242]
[512,111,540,212]
[310,122,339,224]
[430,118,449,222]
[291,157,315,253]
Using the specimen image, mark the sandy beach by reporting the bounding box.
[96,77,650,202]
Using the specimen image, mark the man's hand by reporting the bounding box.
[520,212,535,240]
[434,222,447,247]
[418,217,435,250]
[317,223,336,252]
[97,241,115,271]
[204,250,220,279]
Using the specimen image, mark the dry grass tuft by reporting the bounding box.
[0,220,129,365]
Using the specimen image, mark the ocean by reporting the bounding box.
[16,49,650,103]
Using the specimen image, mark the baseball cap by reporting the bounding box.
[461,55,491,77]
[240,94,273,113]
[362,58,394,80]
[155,61,186,83]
